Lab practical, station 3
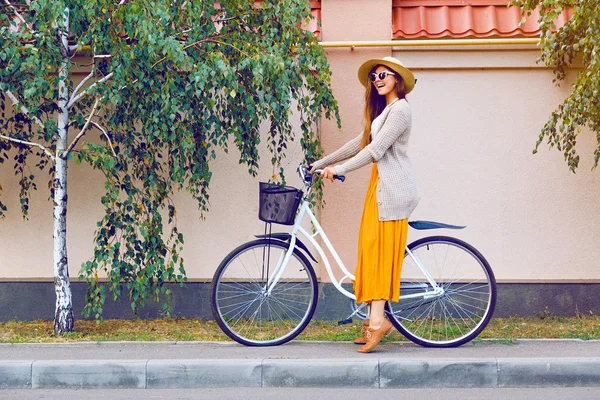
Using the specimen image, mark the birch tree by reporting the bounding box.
[0,0,338,333]
[515,0,600,172]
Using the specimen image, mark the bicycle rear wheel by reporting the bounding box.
[386,236,496,347]
[211,239,318,346]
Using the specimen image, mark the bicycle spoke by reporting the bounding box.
[447,283,490,297]
[228,293,262,324]
[448,296,488,314]
[428,300,436,341]
[447,290,490,305]
[440,297,466,338]
[237,253,259,282]
[394,296,429,322]
[446,296,477,330]
[444,275,486,289]
[217,282,260,294]
[271,280,312,292]
[441,299,450,341]
[218,297,259,314]
[269,294,308,320]
[234,303,262,340]
[218,289,261,313]
[409,297,439,336]
[219,285,262,300]
[446,284,490,296]
[226,296,262,331]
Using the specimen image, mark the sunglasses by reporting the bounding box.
[370,71,396,82]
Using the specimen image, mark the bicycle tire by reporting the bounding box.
[211,239,318,346]
[386,236,496,348]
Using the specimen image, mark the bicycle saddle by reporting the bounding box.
[408,220,466,230]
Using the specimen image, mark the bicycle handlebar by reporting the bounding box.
[299,165,346,184]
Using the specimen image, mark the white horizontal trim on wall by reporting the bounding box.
[321,47,585,70]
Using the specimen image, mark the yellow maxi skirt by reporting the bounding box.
[354,163,409,304]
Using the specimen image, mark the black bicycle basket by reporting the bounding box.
[258,182,303,225]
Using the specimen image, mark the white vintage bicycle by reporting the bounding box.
[210,165,496,348]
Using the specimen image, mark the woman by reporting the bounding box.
[309,56,420,353]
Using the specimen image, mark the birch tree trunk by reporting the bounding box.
[53,7,74,334]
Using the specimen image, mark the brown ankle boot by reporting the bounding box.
[353,320,369,345]
[357,319,393,353]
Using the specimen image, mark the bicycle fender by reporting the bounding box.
[408,220,466,230]
[254,233,318,263]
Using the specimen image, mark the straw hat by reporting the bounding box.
[357,56,416,94]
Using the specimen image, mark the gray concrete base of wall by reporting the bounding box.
[1,282,599,322]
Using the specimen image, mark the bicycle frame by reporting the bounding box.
[265,189,444,302]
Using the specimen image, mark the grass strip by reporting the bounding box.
[1,315,599,344]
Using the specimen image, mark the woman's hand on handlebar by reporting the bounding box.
[320,166,338,182]
[306,164,345,183]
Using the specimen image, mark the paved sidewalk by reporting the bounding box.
[2,339,600,389]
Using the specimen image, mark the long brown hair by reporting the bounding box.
[361,66,407,149]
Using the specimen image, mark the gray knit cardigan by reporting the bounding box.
[311,99,420,221]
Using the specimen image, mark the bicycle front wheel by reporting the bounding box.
[386,236,496,347]
[210,239,318,346]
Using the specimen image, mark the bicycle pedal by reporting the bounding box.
[337,318,353,325]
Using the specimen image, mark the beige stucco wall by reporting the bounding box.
[2,0,600,284]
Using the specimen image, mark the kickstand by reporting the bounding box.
[337,302,370,325]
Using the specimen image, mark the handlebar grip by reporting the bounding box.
[305,165,346,182]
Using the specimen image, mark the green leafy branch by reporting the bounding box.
[514,0,600,171]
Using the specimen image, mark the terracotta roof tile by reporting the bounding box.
[307,2,321,37]
[392,4,573,39]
